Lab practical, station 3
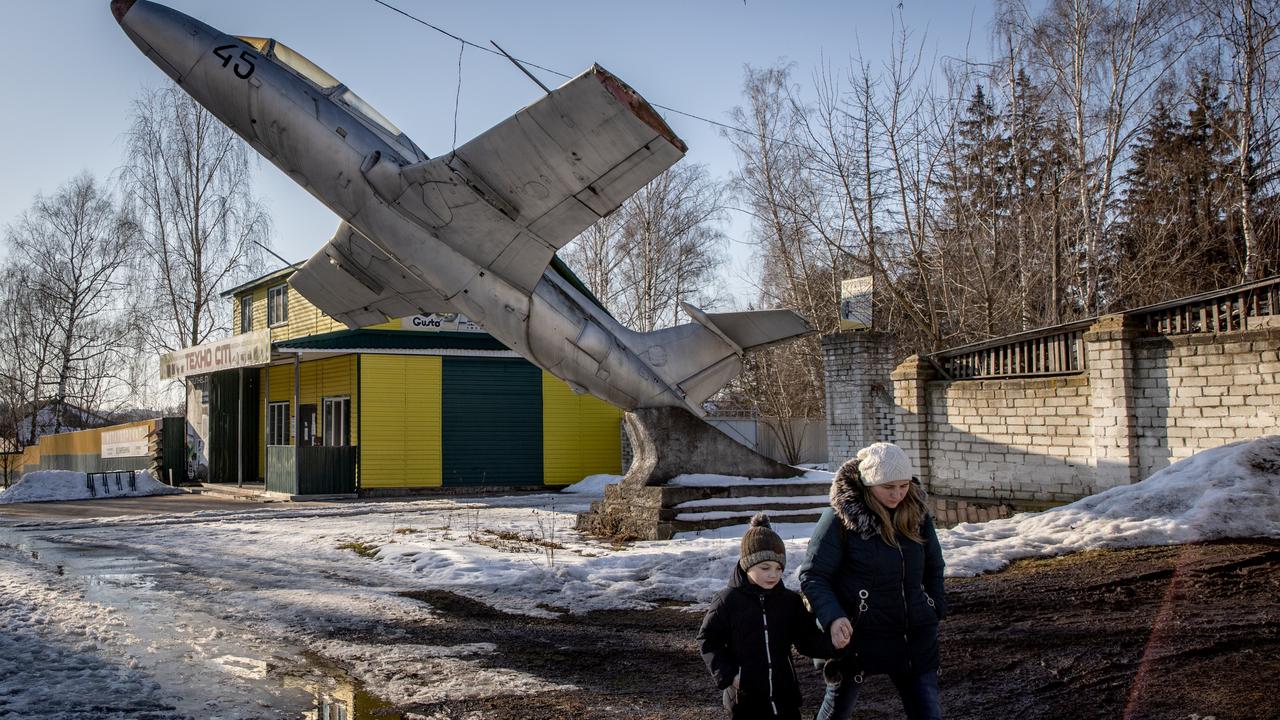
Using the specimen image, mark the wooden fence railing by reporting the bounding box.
[935,322,1092,380]
[1135,276,1280,335]
[930,275,1280,381]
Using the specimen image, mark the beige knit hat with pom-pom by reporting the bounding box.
[739,512,787,571]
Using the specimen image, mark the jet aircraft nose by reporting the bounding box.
[111,0,216,83]
[110,0,136,24]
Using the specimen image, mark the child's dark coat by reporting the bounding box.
[697,564,833,720]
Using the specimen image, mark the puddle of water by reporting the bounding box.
[287,655,409,720]
[0,529,406,719]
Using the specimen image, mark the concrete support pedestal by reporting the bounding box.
[621,407,798,487]
[576,406,803,540]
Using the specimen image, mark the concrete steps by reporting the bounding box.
[576,474,834,539]
[668,482,831,535]
[192,482,269,500]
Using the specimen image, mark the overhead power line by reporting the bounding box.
[369,0,798,148]
[370,0,572,80]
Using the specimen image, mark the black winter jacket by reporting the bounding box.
[798,469,946,676]
[697,564,833,719]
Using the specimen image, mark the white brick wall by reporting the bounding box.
[1133,332,1280,477]
[923,376,1093,502]
[882,323,1280,506]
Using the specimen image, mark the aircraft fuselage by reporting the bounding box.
[114,0,695,411]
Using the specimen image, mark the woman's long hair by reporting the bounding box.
[854,474,926,547]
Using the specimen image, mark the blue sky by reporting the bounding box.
[3,0,998,302]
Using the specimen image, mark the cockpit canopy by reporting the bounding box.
[238,36,422,159]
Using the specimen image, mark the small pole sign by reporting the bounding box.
[839,276,874,330]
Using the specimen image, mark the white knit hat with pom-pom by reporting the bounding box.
[855,442,915,486]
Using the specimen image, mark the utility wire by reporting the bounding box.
[369,0,798,147]
[371,0,571,80]
[452,42,464,151]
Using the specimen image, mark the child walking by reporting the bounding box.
[698,513,833,720]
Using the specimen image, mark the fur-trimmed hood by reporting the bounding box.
[829,459,929,540]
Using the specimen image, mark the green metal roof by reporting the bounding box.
[273,328,510,353]
[220,264,301,299]
[550,254,612,318]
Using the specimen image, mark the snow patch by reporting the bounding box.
[940,435,1280,576]
[675,507,824,521]
[673,494,828,508]
[559,473,620,496]
[668,469,831,487]
[674,521,820,541]
[0,469,183,504]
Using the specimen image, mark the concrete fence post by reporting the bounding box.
[890,354,934,489]
[1084,313,1146,490]
[821,330,896,467]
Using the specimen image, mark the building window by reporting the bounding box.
[239,295,253,333]
[323,396,351,446]
[321,699,349,720]
[267,402,290,445]
[267,284,289,326]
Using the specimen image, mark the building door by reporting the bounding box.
[442,357,541,486]
[208,369,259,483]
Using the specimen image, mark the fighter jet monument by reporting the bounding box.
[112,0,812,489]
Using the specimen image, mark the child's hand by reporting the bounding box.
[830,617,853,649]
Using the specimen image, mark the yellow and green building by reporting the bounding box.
[171,265,622,496]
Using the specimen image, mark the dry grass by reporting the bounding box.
[336,541,380,558]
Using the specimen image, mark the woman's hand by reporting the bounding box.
[830,617,853,649]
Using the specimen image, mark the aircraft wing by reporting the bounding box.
[378,64,687,294]
[290,221,455,328]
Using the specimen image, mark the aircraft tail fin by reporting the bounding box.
[625,304,814,411]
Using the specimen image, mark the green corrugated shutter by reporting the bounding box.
[442,357,542,486]
[208,369,259,484]
[208,370,239,483]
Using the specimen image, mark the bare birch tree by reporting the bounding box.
[563,164,727,331]
[728,27,959,351]
[1012,0,1200,313]
[1200,0,1280,279]
[723,64,844,446]
[0,263,54,445]
[121,84,269,353]
[3,174,136,435]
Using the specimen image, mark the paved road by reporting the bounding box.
[0,493,284,521]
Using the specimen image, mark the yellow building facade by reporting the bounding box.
[183,266,622,495]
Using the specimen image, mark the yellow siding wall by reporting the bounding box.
[39,419,156,457]
[21,419,157,474]
[19,444,40,474]
[542,372,623,485]
[257,356,357,478]
[360,355,442,487]
[234,285,346,343]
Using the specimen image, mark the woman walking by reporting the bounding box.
[799,442,946,720]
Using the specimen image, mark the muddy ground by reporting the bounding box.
[346,539,1279,720]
